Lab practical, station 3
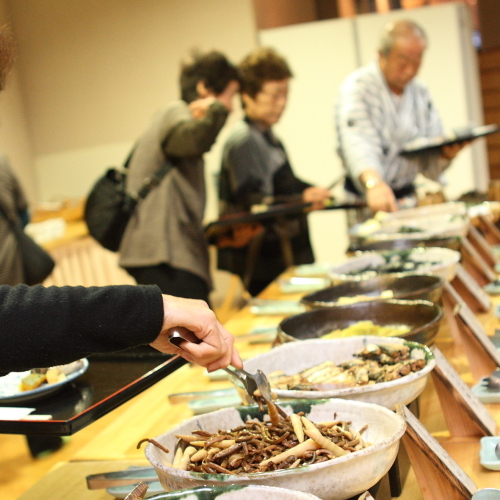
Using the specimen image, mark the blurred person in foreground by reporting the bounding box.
[0,154,30,285]
[118,50,239,304]
[217,47,330,296]
[0,27,241,375]
[335,19,467,216]
[0,24,30,286]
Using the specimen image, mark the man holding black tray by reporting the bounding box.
[335,19,467,215]
[217,47,330,296]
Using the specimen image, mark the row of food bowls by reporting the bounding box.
[144,206,464,499]
[145,296,442,499]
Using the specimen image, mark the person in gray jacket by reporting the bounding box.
[119,51,239,303]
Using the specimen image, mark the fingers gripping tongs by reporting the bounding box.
[168,327,272,404]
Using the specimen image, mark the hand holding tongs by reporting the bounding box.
[168,327,272,405]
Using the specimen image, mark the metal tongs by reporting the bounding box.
[124,481,148,500]
[168,327,272,405]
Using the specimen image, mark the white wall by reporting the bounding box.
[0,0,36,202]
[3,0,257,211]
[355,2,488,198]
[259,18,358,265]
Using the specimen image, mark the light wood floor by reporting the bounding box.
[1,395,140,500]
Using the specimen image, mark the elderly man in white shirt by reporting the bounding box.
[335,19,466,214]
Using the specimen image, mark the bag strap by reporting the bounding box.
[124,145,172,204]
[132,161,172,202]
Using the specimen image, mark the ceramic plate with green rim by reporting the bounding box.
[146,484,321,499]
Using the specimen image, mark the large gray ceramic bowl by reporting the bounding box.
[349,213,468,245]
[347,236,462,255]
[301,274,444,309]
[144,398,406,500]
[276,299,442,346]
[329,247,460,284]
[242,336,435,410]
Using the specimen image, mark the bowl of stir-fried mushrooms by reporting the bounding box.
[301,274,444,309]
[143,398,405,500]
[277,299,442,346]
[242,336,435,410]
[328,247,460,284]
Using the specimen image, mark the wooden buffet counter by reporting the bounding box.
[15,272,500,500]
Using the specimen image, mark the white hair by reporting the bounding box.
[379,19,427,56]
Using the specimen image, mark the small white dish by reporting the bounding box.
[471,380,500,404]
[484,280,500,296]
[294,263,333,276]
[472,488,500,499]
[0,359,89,403]
[479,437,500,471]
[278,277,330,294]
[188,392,242,415]
[249,299,306,316]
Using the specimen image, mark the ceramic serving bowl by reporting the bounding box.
[276,299,442,346]
[301,274,444,309]
[347,235,462,255]
[147,485,322,499]
[349,214,468,244]
[328,247,460,284]
[242,336,435,410]
[144,398,406,500]
[380,201,467,220]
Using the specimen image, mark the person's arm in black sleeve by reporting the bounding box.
[0,285,243,375]
[163,102,229,158]
[0,284,164,373]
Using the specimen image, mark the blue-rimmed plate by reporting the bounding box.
[0,359,89,403]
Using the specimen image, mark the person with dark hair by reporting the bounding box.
[119,50,239,303]
[335,19,466,215]
[217,47,330,296]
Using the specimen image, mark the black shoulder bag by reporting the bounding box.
[84,150,171,252]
